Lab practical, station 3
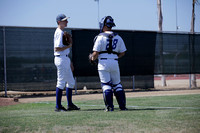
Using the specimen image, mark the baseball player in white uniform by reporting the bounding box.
[54,14,80,112]
[89,16,127,111]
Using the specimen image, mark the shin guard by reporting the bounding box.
[113,84,126,110]
[103,89,114,110]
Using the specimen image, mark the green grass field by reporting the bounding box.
[0,94,200,133]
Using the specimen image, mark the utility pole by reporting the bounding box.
[3,27,7,97]
[190,0,197,88]
[157,0,166,86]
[94,0,100,26]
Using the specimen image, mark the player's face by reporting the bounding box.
[59,20,68,28]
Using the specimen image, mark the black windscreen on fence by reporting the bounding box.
[72,29,157,76]
[72,29,99,77]
[0,27,4,91]
[0,27,58,91]
[0,26,200,91]
[155,33,200,74]
[72,29,200,76]
[5,27,57,82]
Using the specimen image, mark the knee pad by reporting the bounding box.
[101,81,112,92]
[113,83,124,98]
[113,83,123,92]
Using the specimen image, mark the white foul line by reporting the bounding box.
[80,104,200,110]
[34,102,200,110]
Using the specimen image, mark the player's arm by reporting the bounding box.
[55,44,72,51]
[118,37,126,58]
[91,51,99,61]
[90,35,101,61]
[118,52,125,58]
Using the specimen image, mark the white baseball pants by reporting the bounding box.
[54,56,75,89]
[98,59,121,87]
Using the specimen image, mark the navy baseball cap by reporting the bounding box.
[56,14,70,22]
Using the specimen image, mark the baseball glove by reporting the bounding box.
[63,31,72,46]
[89,53,97,65]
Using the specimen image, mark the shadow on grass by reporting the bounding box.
[126,108,171,111]
[83,108,105,111]
[83,107,172,112]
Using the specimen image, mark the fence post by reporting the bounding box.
[189,74,191,89]
[132,76,135,91]
[75,77,77,94]
[3,27,7,97]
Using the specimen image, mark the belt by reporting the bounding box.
[100,58,118,61]
[55,55,68,57]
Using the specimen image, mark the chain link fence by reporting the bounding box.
[0,27,200,93]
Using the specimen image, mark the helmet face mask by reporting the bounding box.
[99,16,116,32]
[105,16,115,28]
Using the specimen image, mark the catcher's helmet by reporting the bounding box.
[99,16,116,32]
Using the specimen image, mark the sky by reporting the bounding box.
[0,0,199,32]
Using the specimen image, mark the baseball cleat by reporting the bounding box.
[105,107,114,112]
[120,107,128,111]
[67,104,80,110]
[55,106,68,112]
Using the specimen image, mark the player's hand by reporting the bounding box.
[89,53,93,61]
[89,53,97,65]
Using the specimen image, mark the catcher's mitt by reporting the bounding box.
[89,53,97,65]
[63,31,72,46]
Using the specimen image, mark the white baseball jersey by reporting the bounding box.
[54,28,70,56]
[54,28,75,89]
[93,31,127,85]
[93,31,127,59]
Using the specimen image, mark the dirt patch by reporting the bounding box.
[19,89,200,103]
[1,77,200,107]
[0,98,20,107]
[154,79,200,89]
[1,89,200,106]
